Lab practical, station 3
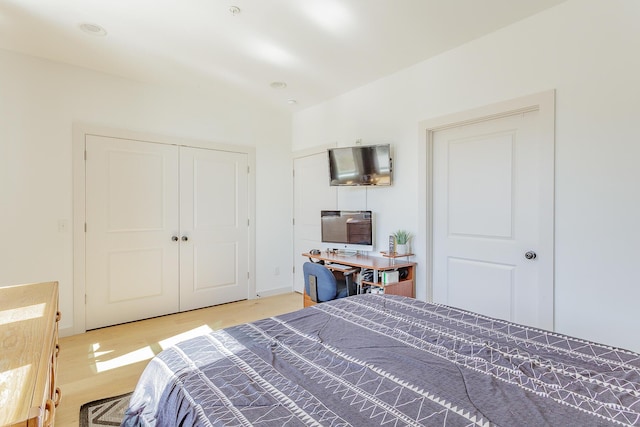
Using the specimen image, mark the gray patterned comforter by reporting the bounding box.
[121,294,640,426]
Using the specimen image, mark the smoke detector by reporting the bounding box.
[79,23,107,36]
[270,81,287,89]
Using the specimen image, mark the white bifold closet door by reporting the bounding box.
[178,146,248,311]
[85,135,248,330]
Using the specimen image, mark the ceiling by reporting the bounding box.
[0,0,566,111]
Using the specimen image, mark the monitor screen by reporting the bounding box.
[328,144,392,186]
[321,210,373,251]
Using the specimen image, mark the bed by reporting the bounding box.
[122,294,640,426]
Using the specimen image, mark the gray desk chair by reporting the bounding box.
[303,262,357,303]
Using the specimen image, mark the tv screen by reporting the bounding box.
[321,210,373,252]
[328,144,392,186]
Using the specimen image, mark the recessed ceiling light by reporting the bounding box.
[79,22,107,37]
[270,81,287,89]
[229,6,241,15]
[287,99,297,105]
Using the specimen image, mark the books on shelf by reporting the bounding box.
[382,270,399,284]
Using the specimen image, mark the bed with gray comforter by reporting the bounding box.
[121,294,640,426]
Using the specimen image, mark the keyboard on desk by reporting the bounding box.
[327,263,356,270]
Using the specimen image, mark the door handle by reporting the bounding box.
[172,236,179,242]
[525,251,537,260]
[181,236,189,242]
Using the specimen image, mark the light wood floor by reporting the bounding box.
[56,292,302,427]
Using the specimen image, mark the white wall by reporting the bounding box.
[0,49,294,334]
[292,0,640,353]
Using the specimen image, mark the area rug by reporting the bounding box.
[79,392,132,427]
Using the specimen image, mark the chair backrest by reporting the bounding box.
[303,262,338,303]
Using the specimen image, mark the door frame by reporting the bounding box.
[417,90,555,322]
[72,124,256,334]
[291,144,336,293]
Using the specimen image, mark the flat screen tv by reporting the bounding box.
[328,144,392,186]
[321,210,373,252]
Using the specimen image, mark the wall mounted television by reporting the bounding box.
[321,210,373,252]
[328,144,392,186]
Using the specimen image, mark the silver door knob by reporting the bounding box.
[171,236,179,242]
[525,251,537,260]
[181,236,189,242]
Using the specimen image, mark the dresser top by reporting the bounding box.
[0,281,59,426]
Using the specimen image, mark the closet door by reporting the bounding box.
[85,136,179,330]
[178,147,249,311]
[85,136,250,329]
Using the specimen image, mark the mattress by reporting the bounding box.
[122,294,640,426]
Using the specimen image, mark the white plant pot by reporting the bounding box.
[396,244,408,255]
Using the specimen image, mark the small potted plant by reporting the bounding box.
[393,230,413,255]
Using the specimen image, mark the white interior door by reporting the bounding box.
[179,147,249,311]
[432,108,554,329]
[85,136,179,329]
[293,152,336,293]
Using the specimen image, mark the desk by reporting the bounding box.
[302,252,416,307]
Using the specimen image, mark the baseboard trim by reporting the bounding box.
[59,325,76,338]
[255,287,294,298]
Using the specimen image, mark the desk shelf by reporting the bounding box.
[361,265,414,298]
[361,280,414,298]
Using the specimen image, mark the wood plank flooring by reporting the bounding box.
[56,292,302,426]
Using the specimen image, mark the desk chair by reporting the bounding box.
[303,262,356,303]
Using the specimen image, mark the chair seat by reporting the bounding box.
[336,283,348,299]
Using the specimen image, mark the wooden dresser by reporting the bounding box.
[0,282,61,427]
